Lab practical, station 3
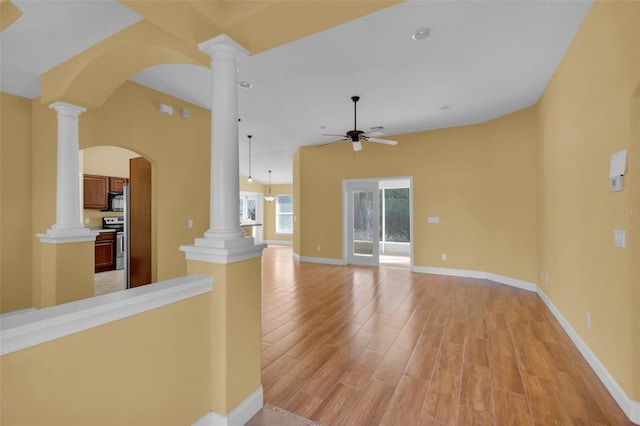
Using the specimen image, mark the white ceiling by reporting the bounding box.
[1,0,593,185]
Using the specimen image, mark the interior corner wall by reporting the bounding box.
[0,92,33,313]
[297,106,539,284]
[293,150,301,254]
[537,0,640,401]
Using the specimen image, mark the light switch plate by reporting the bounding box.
[610,176,623,192]
[428,217,440,223]
[614,229,626,248]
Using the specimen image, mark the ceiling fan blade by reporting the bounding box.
[352,140,363,151]
[322,134,348,137]
[366,137,398,146]
[362,130,384,137]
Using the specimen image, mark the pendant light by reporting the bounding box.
[247,135,253,182]
[265,170,275,202]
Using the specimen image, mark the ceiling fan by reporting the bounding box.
[323,96,398,152]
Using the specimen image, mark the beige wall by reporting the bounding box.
[0,93,33,313]
[537,0,639,400]
[1,294,211,425]
[296,106,539,283]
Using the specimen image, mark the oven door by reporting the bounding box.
[115,232,125,270]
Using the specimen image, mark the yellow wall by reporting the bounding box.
[186,258,262,414]
[297,106,539,283]
[38,242,95,308]
[0,93,33,313]
[0,294,211,425]
[537,0,639,400]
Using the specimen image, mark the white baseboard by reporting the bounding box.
[265,240,293,246]
[412,266,537,292]
[294,254,345,265]
[537,288,640,424]
[193,386,263,426]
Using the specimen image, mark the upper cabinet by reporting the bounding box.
[109,176,128,193]
[83,174,128,209]
[83,174,109,209]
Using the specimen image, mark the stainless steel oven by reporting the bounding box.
[103,216,125,270]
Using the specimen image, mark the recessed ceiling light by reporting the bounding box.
[238,81,252,89]
[412,28,432,41]
[440,105,451,110]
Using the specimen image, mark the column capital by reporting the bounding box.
[49,101,87,117]
[198,34,249,60]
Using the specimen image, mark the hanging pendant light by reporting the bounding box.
[247,135,253,182]
[265,170,275,202]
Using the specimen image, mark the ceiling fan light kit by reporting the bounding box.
[323,96,398,152]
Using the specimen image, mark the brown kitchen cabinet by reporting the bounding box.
[83,174,109,209]
[109,176,128,193]
[95,231,115,273]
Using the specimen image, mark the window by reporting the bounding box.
[276,194,293,234]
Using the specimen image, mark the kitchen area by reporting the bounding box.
[81,146,151,296]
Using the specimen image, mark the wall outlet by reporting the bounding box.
[442,253,447,261]
[586,312,591,329]
[187,219,193,229]
[85,218,90,224]
[317,245,321,252]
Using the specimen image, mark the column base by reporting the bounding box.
[180,236,266,264]
[37,226,98,244]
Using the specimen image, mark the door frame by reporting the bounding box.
[342,176,413,267]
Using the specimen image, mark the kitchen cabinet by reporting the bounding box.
[83,174,109,209]
[109,176,128,193]
[95,231,115,273]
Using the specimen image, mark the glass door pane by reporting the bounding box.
[353,191,374,256]
[346,181,379,266]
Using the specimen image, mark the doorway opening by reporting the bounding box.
[80,146,153,296]
[343,177,412,268]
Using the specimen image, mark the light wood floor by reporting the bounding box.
[260,246,633,426]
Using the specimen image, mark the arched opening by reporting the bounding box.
[80,145,154,295]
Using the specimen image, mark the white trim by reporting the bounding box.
[0,275,213,355]
[0,308,37,318]
[181,239,266,264]
[537,288,640,424]
[193,386,263,426]
[37,227,98,244]
[411,266,538,292]
[265,240,293,246]
[297,255,346,266]
[413,265,486,280]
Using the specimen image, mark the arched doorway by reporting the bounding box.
[80,146,153,295]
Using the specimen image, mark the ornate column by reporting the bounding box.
[36,102,97,308]
[181,35,265,425]
[181,34,264,263]
[39,102,96,242]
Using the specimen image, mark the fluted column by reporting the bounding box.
[38,102,96,243]
[181,34,265,264]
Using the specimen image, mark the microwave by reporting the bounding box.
[104,192,124,212]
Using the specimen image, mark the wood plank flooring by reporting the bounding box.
[260,246,633,426]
